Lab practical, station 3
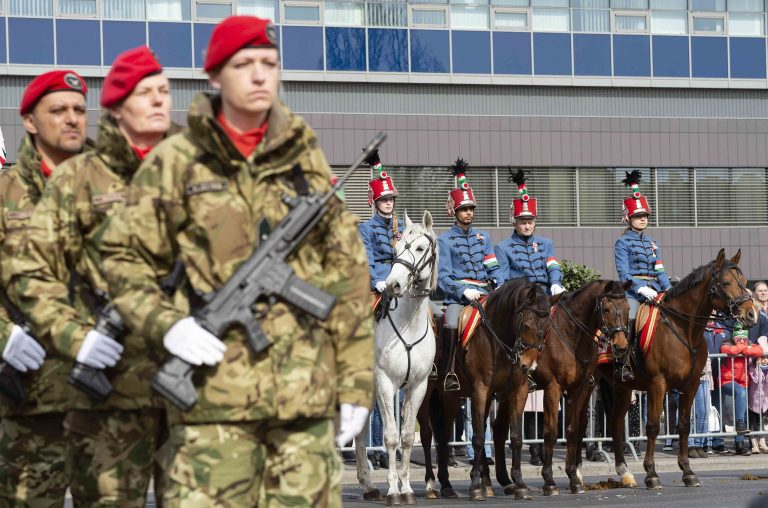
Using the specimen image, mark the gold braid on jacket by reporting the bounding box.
[391,211,399,250]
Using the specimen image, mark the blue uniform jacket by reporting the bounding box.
[359,214,404,290]
[614,229,672,301]
[493,233,562,290]
[438,224,500,305]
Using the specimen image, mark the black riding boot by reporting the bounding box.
[615,319,635,382]
[441,327,460,392]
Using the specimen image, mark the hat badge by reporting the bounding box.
[63,72,83,91]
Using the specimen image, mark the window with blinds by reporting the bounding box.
[578,168,655,226]
[656,168,694,226]
[332,166,372,220]
[497,167,577,226]
[696,168,768,225]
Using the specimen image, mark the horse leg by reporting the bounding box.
[418,387,438,499]
[355,417,383,500]
[677,387,701,487]
[430,389,458,498]
[643,378,667,490]
[610,384,638,489]
[468,385,491,501]
[541,383,561,496]
[508,380,532,500]
[565,385,589,494]
[492,395,513,491]
[378,377,403,505]
[399,381,428,505]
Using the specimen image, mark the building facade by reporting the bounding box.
[1,0,767,280]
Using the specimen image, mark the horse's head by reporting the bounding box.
[514,283,551,374]
[710,249,758,327]
[386,210,438,298]
[598,280,632,352]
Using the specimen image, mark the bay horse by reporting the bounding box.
[353,211,438,506]
[597,249,757,490]
[428,280,557,501]
[492,279,631,498]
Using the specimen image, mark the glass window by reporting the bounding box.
[532,8,570,30]
[492,0,528,4]
[615,13,648,30]
[9,0,52,16]
[493,10,528,28]
[692,0,726,10]
[237,0,276,20]
[651,11,688,33]
[650,0,686,8]
[325,2,365,26]
[532,0,568,6]
[692,15,725,31]
[284,3,321,23]
[696,168,768,225]
[656,168,694,226]
[729,12,765,33]
[573,9,610,31]
[148,0,191,20]
[451,5,490,28]
[499,168,577,226]
[611,0,647,8]
[196,2,231,19]
[411,0,447,3]
[59,0,96,16]
[103,0,146,18]
[451,0,489,4]
[578,168,655,226]
[368,2,408,26]
[573,0,609,7]
[412,7,448,25]
[728,0,764,10]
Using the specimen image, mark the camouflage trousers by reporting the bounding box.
[0,412,69,508]
[65,408,166,508]
[158,417,341,508]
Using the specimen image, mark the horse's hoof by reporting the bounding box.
[402,492,417,505]
[484,485,494,498]
[683,475,701,488]
[570,483,585,495]
[621,473,638,489]
[543,484,560,496]
[440,488,458,499]
[503,484,515,496]
[363,489,384,501]
[514,488,533,500]
[645,477,662,490]
[469,488,486,501]
[425,489,439,500]
[387,493,403,506]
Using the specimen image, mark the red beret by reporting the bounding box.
[204,15,278,72]
[101,46,163,108]
[20,70,87,115]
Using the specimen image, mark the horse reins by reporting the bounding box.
[472,297,548,366]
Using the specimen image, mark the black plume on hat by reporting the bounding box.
[509,169,527,185]
[451,157,469,177]
[363,148,381,167]
[621,169,642,188]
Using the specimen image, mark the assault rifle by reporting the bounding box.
[152,132,387,411]
[68,260,186,403]
[0,291,35,405]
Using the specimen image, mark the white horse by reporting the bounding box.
[355,210,438,506]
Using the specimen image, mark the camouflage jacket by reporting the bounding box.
[0,135,92,415]
[101,93,374,423]
[9,116,182,411]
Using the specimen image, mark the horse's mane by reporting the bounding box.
[665,260,716,299]
[488,278,547,311]
[560,279,626,305]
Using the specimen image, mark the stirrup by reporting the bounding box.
[428,363,438,381]
[615,363,634,382]
[444,372,460,392]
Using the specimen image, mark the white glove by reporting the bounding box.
[2,325,45,372]
[76,329,124,369]
[637,286,658,301]
[550,284,566,295]
[163,316,226,366]
[336,403,370,448]
[463,288,484,302]
[375,281,387,293]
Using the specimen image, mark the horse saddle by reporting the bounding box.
[458,299,487,349]
[633,294,666,355]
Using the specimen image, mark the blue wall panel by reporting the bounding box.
[573,34,611,76]
[282,26,323,71]
[691,36,728,78]
[652,36,689,78]
[368,29,408,73]
[193,23,215,68]
[492,31,531,74]
[0,19,7,64]
[326,27,365,72]
[410,30,449,73]
[103,21,146,67]
[452,31,491,74]
[9,18,53,65]
[533,33,571,75]
[613,35,650,77]
[56,20,100,66]
[149,22,191,68]
[730,37,766,79]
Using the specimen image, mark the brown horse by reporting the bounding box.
[598,249,757,490]
[427,279,557,501]
[492,279,631,498]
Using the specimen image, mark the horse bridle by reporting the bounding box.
[595,293,630,342]
[474,300,549,365]
[709,261,752,323]
[391,233,437,297]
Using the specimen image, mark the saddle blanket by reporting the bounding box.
[459,298,487,349]
[596,293,665,364]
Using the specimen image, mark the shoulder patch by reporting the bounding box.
[185,180,229,196]
[6,210,31,220]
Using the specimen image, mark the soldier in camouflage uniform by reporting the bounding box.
[9,47,181,507]
[0,70,90,507]
[100,16,374,507]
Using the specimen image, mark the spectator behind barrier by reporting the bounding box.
[748,337,768,454]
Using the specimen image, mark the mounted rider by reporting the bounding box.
[358,149,403,319]
[437,158,499,391]
[614,170,672,382]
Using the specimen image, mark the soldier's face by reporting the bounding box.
[514,217,536,236]
[629,214,648,231]
[376,197,394,215]
[456,207,474,225]
[111,73,171,140]
[210,47,280,119]
[23,91,87,154]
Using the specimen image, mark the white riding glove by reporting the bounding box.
[375,281,387,293]
[163,317,226,366]
[637,286,659,302]
[2,325,45,372]
[336,403,370,448]
[463,288,484,302]
[550,284,566,295]
[76,329,124,369]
